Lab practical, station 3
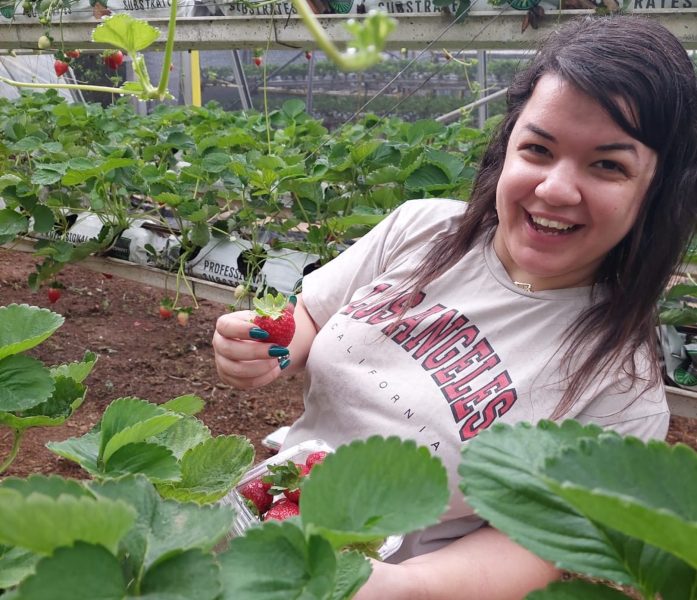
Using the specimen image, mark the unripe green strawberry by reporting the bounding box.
[251,293,295,346]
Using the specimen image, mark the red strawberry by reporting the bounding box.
[239,477,274,516]
[264,498,299,521]
[47,287,61,304]
[251,293,295,346]
[159,305,173,319]
[305,451,328,470]
[65,49,80,59]
[264,461,308,504]
[253,56,262,67]
[104,50,124,70]
[54,59,69,77]
[305,51,312,60]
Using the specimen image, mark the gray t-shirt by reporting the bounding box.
[285,198,669,560]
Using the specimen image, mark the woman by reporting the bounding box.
[213,15,697,598]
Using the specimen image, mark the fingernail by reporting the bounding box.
[249,327,269,339]
[288,295,297,306]
[279,357,291,370]
[269,345,289,357]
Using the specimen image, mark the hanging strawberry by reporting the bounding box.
[103,50,124,70]
[54,59,69,77]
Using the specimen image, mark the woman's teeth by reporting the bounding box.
[530,215,576,234]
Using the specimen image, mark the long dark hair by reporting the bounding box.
[407,16,697,416]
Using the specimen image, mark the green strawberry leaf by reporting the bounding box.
[91,13,160,54]
[0,304,64,360]
[88,475,235,571]
[13,542,127,600]
[46,431,101,475]
[98,397,181,464]
[140,549,221,600]
[161,394,205,416]
[301,436,449,548]
[331,550,372,600]
[148,415,211,460]
[527,579,631,599]
[0,355,54,412]
[0,546,40,589]
[218,522,341,599]
[50,351,97,383]
[156,435,254,503]
[0,474,89,499]
[102,442,181,482]
[0,208,28,237]
[0,376,85,430]
[543,436,697,570]
[0,487,135,555]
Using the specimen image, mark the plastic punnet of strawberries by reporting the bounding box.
[238,450,328,521]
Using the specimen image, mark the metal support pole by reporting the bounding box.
[476,49,488,128]
[230,49,253,110]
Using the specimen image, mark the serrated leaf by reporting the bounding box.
[30,204,55,233]
[14,542,126,600]
[92,13,160,54]
[0,355,54,412]
[89,475,235,570]
[156,435,254,503]
[140,549,221,600]
[302,436,449,548]
[0,208,28,237]
[331,550,372,600]
[161,394,205,416]
[103,442,181,482]
[0,474,90,499]
[50,351,97,383]
[218,523,338,600]
[543,437,697,570]
[98,397,181,463]
[46,431,101,475]
[201,152,231,173]
[148,415,211,460]
[404,163,450,191]
[0,546,40,589]
[0,489,135,555]
[0,174,21,190]
[0,304,63,360]
[30,169,63,186]
[527,579,631,599]
[350,140,383,165]
[458,421,643,585]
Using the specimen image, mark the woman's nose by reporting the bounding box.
[535,161,582,206]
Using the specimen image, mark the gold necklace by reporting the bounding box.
[513,281,534,293]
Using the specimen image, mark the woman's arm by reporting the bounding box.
[355,526,560,600]
[212,295,318,389]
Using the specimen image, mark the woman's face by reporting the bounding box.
[493,74,657,291]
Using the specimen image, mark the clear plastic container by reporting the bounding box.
[219,439,403,560]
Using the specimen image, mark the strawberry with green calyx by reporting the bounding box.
[263,460,309,504]
[47,280,64,304]
[176,307,192,327]
[103,50,124,70]
[264,498,300,521]
[239,477,274,516]
[158,297,174,319]
[251,293,296,347]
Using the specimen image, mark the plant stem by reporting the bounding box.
[0,76,126,96]
[156,0,179,98]
[0,428,24,475]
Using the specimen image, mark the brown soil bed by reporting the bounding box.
[1,246,695,479]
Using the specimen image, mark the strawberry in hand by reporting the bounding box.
[251,293,296,347]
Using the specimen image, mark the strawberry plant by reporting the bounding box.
[460,421,697,599]
[0,303,95,474]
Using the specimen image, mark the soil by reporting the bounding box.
[1,246,696,480]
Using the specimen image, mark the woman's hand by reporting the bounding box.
[212,295,318,390]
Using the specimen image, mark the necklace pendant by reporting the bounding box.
[514,281,534,293]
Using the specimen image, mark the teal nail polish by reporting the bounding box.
[269,345,289,357]
[249,327,269,340]
[279,358,291,370]
[288,295,297,306]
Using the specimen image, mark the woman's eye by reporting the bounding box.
[595,159,627,174]
[523,144,549,156]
